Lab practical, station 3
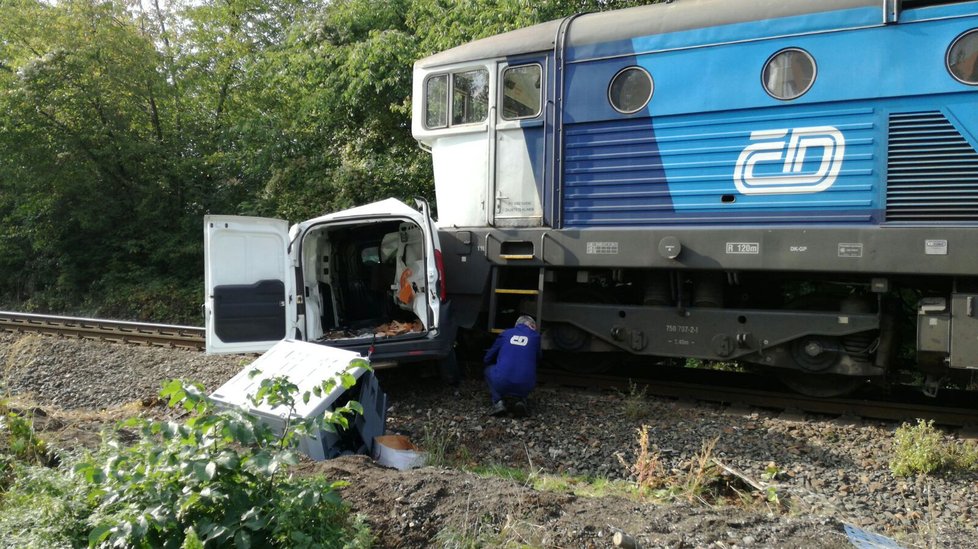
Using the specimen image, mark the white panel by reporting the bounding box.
[209,233,286,286]
[495,128,543,223]
[210,339,366,418]
[431,132,489,227]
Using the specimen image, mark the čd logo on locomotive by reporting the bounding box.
[733,126,846,195]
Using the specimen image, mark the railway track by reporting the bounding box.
[0,311,205,350]
[3,311,976,427]
[538,366,978,429]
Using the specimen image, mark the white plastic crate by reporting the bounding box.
[210,339,386,460]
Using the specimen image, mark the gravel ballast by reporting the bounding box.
[2,332,977,547]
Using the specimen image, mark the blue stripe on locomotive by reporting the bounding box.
[559,3,978,228]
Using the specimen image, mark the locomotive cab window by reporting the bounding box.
[424,74,449,129]
[501,64,542,120]
[452,68,489,125]
[762,48,816,100]
[608,66,653,114]
[423,68,490,129]
[947,29,978,85]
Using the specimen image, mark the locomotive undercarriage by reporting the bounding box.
[521,268,887,375]
[440,227,978,396]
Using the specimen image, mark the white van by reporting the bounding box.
[203,198,456,373]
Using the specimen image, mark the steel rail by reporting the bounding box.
[3,313,975,426]
[0,311,205,350]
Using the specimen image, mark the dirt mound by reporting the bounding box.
[303,456,849,548]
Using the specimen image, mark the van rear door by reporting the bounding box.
[204,215,295,354]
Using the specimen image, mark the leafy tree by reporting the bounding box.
[0,0,662,321]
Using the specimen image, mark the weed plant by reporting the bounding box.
[0,404,52,467]
[617,428,781,508]
[621,381,650,420]
[617,425,668,495]
[890,419,978,477]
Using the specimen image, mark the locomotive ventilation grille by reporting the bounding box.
[886,111,978,223]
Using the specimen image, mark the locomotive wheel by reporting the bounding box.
[776,370,864,398]
[790,336,841,372]
[546,285,621,374]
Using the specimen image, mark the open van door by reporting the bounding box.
[204,215,295,354]
[292,198,443,343]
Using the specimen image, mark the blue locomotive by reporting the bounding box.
[411,0,978,395]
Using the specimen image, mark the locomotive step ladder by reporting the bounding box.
[487,266,546,334]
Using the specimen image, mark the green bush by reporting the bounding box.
[0,362,373,548]
[0,408,51,467]
[889,419,978,477]
[77,374,371,548]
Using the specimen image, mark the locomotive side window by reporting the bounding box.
[452,68,490,125]
[424,74,449,129]
[502,64,542,120]
[762,48,816,100]
[608,66,653,114]
[948,29,978,85]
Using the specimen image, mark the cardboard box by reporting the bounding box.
[373,435,427,470]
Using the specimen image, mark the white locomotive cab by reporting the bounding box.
[412,63,494,228]
[204,199,442,355]
[204,215,296,354]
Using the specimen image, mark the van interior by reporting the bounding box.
[300,218,430,344]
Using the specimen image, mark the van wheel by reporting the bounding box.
[437,349,461,387]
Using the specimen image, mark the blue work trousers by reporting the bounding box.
[484,365,534,404]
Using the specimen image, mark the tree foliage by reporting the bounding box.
[0,0,660,321]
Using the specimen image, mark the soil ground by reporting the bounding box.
[301,456,850,549]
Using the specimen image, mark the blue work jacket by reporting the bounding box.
[484,324,541,390]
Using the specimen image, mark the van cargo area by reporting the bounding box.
[300,218,431,345]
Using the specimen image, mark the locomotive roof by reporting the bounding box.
[415,0,881,69]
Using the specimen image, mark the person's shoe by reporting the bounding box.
[488,400,507,416]
[510,399,528,418]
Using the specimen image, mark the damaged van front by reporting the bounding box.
[203,198,456,369]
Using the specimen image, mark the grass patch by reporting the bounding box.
[0,460,91,549]
[620,381,651,420]
[467,463,639,501]
[433,513,545,549]
[419,426,474,469]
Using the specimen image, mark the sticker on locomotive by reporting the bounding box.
[725,242,759,255]
[925,240,948,255]
[733,126,846,195]
[586,242,619,255]
[838,243,863,258]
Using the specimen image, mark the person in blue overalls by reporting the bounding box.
[484,315,540,417]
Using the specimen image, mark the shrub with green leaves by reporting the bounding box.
[73,368,372,548]
[890,419,953,477]
[0,407,52,467]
